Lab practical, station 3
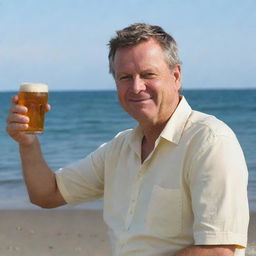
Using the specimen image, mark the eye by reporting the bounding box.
[118,75,132,81]
[141,73,156,79]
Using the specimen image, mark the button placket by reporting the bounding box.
[125,167,144,230]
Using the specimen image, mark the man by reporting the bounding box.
[6,23,249,256]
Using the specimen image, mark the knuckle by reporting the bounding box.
[12,95,18,103]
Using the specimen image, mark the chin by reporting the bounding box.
[131,111,155,123]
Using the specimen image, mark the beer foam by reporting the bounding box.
[20,83,48,92]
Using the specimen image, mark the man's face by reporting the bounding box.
[113,38,181,126]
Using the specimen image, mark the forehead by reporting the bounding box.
[113,39,168,73]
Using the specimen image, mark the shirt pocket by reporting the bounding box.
[146,185,182,238]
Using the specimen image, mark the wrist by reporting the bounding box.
[19,135,39,149]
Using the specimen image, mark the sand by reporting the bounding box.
[0,209,111,256]
[0,209,255,256]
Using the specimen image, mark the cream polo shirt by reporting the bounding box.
[56,96,249,256]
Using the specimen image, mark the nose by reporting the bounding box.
[130,76,146,94]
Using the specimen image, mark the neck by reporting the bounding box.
[140,123,167,163]
[141,122,167,145]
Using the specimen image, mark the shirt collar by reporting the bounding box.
[130,96,192,153]
[160,96,192,145]
[130,125,144,157]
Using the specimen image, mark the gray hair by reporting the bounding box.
[108,23,182,76]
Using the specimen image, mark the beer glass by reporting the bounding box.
[18,83,48,134]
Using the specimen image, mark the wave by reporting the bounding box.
[0,178,23,186]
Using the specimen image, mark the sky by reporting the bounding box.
[0,0,255,91]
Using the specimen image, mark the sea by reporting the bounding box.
[0,90,255,212]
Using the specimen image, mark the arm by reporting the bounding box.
[182,126,249,255]
[6,95,66,208]
[176,245,235,256]
[19,138,66,208]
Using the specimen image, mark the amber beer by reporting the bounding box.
[18,83,48,134]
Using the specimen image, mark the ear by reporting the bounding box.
[172,64,181,91]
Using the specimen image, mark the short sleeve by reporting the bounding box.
[188,131,249,248]
[55,142,108,205]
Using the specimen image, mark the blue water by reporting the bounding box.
[0,90,255,211]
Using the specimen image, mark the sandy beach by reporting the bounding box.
[0,209,111,256]
[0,209,255,256]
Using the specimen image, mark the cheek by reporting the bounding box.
[156,85,173,106]
[117,87,127,106]
[149,82,165,103]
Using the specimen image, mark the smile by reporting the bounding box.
[129,98,152,102]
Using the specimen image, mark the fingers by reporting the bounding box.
[9,104,28,115]
[7,95,51,135]
[12,95,19,104]
[6,95,44,145]
[11,94,51,113]
[7,122,29,133]
[11,95,27,112]
[6,110,29,133]
[7,112,29,124]
[45,104,51,112]
[6,96,29,134]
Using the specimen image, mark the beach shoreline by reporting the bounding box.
[0,209,255,256]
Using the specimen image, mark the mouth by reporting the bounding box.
[129,97,152,103]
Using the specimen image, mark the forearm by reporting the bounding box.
[19,137,59,207]
[176,245,235,256]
